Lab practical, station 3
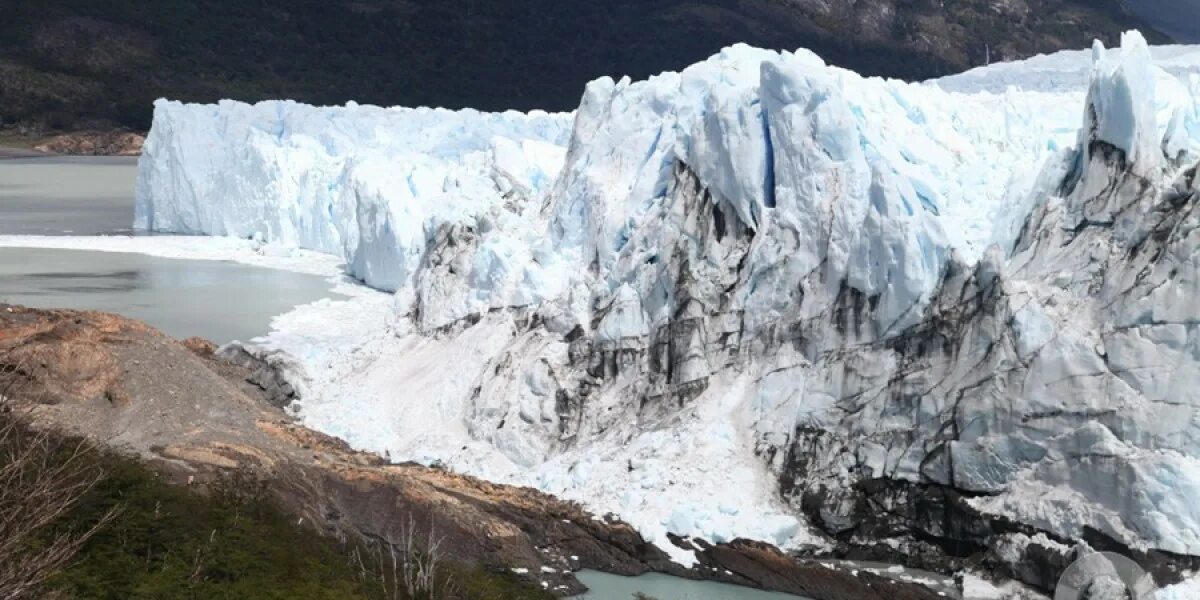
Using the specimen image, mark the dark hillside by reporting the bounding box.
[0,0,1166,132]
[1121,0,1200,42]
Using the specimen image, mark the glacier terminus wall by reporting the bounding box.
[136,31,1200,588]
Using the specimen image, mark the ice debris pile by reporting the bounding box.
[137,32,1200,574]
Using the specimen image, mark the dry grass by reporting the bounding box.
[0,353,119,599]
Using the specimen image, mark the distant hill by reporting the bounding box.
[0,0,1167,132]
[1123,0,1200,42]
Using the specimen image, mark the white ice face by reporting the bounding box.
[136,32,1200,563]
[135,100,572,301]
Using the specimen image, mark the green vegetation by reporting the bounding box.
[45,461,372,599]
[0,0,1161,132]
[0,344,552,600]
[0,418,551,599]
[43,456,555,600]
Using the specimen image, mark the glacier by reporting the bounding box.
[135,100,572,297]
[136,32,1200,590]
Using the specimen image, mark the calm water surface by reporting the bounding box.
[0,156,343,343]
[0,156,137,235]
[574,570,809,600]
[0,247,341,344]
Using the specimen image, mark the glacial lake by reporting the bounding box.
[0,156,341,344]
[574,570,809,600]
[0,156,138,236]
[0,247,343,345]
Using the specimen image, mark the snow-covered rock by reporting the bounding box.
[136,32,1200,577]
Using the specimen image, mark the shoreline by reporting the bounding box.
[0,234,349,279]
[0,129,144,158]
[0,145,51,159]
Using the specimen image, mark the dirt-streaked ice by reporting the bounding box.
[135,33,1200,570]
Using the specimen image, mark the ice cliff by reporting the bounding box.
[137,32,1200,584]
[135,100,571,296]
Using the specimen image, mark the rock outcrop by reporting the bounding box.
[32,130,144,155]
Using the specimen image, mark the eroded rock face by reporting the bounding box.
[215,344,297,409]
